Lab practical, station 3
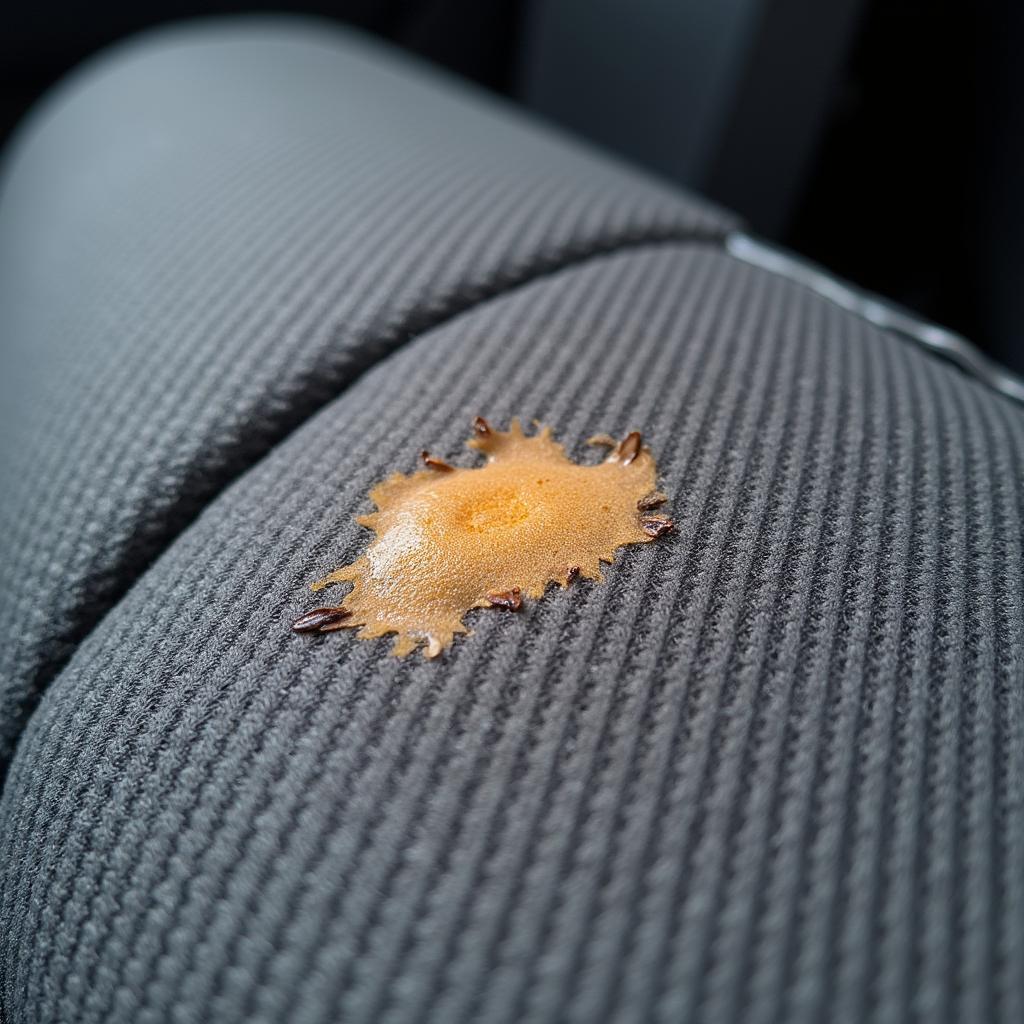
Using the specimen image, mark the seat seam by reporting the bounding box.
[1,227,726,782]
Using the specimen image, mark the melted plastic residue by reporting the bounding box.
[292,418,672,657]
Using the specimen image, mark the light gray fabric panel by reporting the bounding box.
[0,17,734,770]
[2,245,1022,1024]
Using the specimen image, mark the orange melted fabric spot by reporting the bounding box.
[305,419,669,657]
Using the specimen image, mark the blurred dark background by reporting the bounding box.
[2,0,1020,371]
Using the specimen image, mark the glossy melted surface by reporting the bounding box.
[299,419,671,657]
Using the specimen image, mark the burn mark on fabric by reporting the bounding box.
[297,418,672,657]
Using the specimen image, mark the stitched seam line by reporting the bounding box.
[0,227,726,782]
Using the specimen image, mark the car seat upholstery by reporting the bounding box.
[1,17,1022,1024]
[0,16,734,771]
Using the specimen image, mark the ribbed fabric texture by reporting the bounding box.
[2,242,1023,1024]
[0,17,734,771]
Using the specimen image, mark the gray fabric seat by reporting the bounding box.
[1,17,1022,1024]
[0,16,733,770]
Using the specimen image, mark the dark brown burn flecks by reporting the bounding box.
[421,450,455,472]
[641,514,674,538]
[301,418,668,657]
[638,491,668,511]
[617,431,643,465]
[487,587,522,611]
[292,605,352,633]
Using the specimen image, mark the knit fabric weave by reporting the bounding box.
[1,18,1022,1024]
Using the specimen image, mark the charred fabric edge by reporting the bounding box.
[289,421,675,640]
